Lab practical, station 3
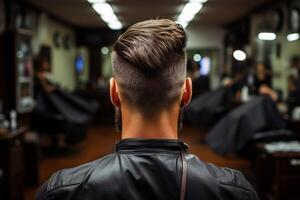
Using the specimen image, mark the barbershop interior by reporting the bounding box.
[1,0,300,199]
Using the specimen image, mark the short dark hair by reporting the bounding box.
[112,19,187,117]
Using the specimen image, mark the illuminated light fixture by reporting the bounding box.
[101,13,118,23]
[287,33,300,41]
[176,2,203,29]
[176,20,188,29]
[92,3,114,15]
[101,47,109,55]
[87,0,106,3]
[189,0,208,2]
[193,54,201,62]
[178,12,196,22]
[91,2,123,30]
[108,21,123,30]
[182,2,203,15]
[258,32,276,40]
[233,50,246,61]
[200,57,211,75]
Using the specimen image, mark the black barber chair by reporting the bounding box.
[206,96,287,155]
[32,88,97,147]
[184,87,233,128]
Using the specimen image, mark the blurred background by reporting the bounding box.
[0,0,300,199]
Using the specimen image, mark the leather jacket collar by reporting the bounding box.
[37,138,259,200]
[115,138,189,152]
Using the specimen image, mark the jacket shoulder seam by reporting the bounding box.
[47,182,81,193]
[218,181,252,192]
[46,155,112,193]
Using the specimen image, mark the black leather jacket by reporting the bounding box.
[36,139,258,200]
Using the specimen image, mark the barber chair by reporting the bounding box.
[184,87,234,128]
[206,96,287,155]
[32,88,96,148]
[55,89,98,115]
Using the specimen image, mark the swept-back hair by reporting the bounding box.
[112,19,187,116]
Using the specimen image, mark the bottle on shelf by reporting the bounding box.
[10,110,17,130]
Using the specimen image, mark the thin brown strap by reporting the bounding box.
[180,151,187,200]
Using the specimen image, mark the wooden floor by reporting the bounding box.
[25,125,251,200]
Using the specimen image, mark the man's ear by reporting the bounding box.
[181,77,192,107]
[109,78,121,107]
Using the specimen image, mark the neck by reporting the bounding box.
[121,106,179,140]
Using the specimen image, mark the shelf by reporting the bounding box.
[18,77,32,83]
[16,29,33,37]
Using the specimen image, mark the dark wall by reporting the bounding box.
[0,34,4,110]
[89,46,103,87]
[76,28,123,88]
[76,28,122,47]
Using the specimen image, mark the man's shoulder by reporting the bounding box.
[46,154,113,192]
[205,162,254,191]
[48,153,254,193]
[37,151,258,200]
[186,154,257,195]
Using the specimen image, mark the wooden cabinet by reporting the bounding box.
[256,145,300,200]
[273,153,300,200]
[0,169,4,200]
[0,127,27,200]
[0,30,34,115]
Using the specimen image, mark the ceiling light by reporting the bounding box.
[92,2,123,29]
[193,54,201,62]
[233,50,246,61]
[177,20,188,29]
[258,32,276,40]
[287,33,300,42]
[108,21,122,30]
[87,0,106,3]
[92,3,114,15]
[101,47,109,55]
[101,13,118,23]
[182,2,203,15]
[176,1,203,30]
[200,57,211,75]
[189,0,207,3]
[178,12,195,22]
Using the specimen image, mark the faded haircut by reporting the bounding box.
[112,19,187,117]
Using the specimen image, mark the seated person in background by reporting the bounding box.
[254,62,278,101]
[259,84,278,101]
[254,62,272,92]
[36,19,258,200]
[33,56,56,93]
[288,56,300,113]
[187,59,210,97]
[222,70,247,104]
[186,59,199,79]
[287,75,300,115]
